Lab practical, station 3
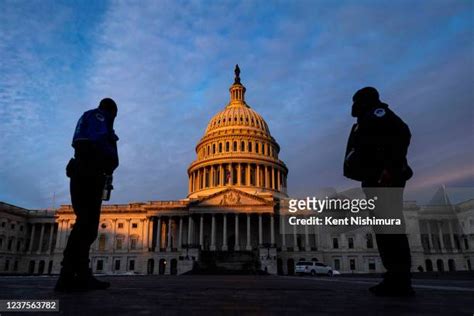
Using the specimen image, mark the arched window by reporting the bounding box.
[448,259,456,271]
[212,144,216,154]
[241,141,245,152]
[248,142,252,152]
[226,142,230,152]
[255,143,259,153]
[436,259,445,272]
[130,235,139,250]
[207,145,210,156]
[219,143,222,153]
[425,259,433,272]
[233,141,237,151]
[262,143,265,155]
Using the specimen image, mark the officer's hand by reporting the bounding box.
[378,169,392,186]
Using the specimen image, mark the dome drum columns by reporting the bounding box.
[188,162,287,196]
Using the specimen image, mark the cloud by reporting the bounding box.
[0,0,472,208]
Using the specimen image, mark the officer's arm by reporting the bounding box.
[72,113,99,161]
[383,120,411,174]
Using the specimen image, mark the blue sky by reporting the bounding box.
[0,0,473,209]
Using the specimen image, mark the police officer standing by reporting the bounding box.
[344,87,414,296]
[55,98,119,292]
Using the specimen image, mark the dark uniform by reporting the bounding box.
[344,88,414,296]
[56,104,118,291]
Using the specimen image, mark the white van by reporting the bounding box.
[295,261,333,276]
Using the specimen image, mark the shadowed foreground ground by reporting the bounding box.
[0,275,473,315]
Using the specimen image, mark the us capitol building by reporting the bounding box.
[1,67,473,276]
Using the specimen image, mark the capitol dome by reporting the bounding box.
[187,65,288,199]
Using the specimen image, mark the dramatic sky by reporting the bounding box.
[1,0,473,209]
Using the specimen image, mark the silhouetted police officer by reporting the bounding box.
[344,87,414,296]
[55,98,119,292]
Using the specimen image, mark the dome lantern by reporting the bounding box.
[229,64,246,105]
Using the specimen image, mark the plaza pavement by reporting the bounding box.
[0,274,473,315]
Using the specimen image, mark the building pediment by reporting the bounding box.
[190,188,273,210]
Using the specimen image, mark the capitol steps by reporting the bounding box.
[189,251,263,275]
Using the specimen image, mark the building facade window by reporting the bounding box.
[368,259,376,271]
[129,260,135,271]
[130,238,138,250]
[366,234,374,249]
[96,260,104,271]
[350,258,356,271]
[348,237,354,249]
[332,237,339,249]
[116,237,123,250]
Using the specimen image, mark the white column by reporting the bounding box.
[246,164,250,186]
[222,214,228,251]
[281,216,287,251]
[277,169,281,191]
[143,218,149,250]
[256,165,260,187]
[246,214,251,251]
[147,218,153,249]
[155,217,161,252]
[265,166,270,189]
[178,217,183,250]
[36,224,45,254]
[270,214,275,245]
[126,219,131,251]
[28,224,36,253]
[237,163,242,185]
[271,168,275,190]
[304,223,310,251]
[448,220,455,251]
[47,223,55,253]
[426,221,433,251]
[199,215,204,249]
[258,214,263,246]
[62,220,71,248]
[54,221,63,250]
[211,214,216,250]
[293,223,299,251]
[313,224,318,250]
[235,214,240,251]
[167,217,172,251]
[111,219,117,252]
[187,216,193,245]
[438,221,445,252]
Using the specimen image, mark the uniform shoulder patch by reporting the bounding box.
[373,108,386,118]
[95,113,105,122]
